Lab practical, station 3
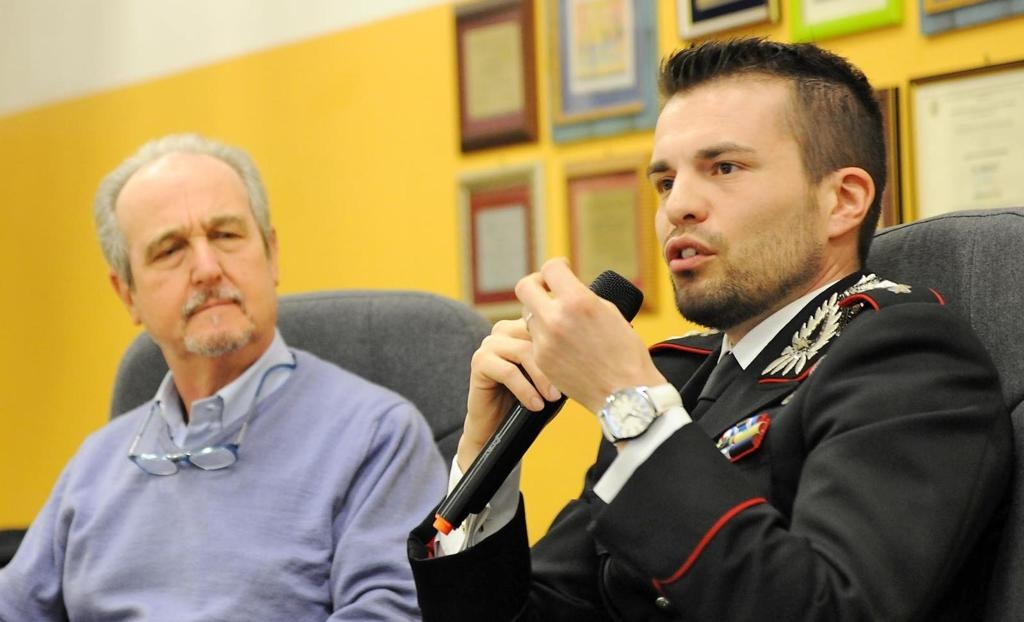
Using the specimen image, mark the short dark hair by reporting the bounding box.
[659,38,885,264]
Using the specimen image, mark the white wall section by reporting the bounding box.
[0,0,446,117]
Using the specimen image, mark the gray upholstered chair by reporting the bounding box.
[868,208,1024,621]
[109,289,492,464]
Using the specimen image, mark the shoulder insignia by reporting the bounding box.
[761,274,915,378]
[839,281,943,312]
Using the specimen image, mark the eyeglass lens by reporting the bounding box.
[132,446,238,476]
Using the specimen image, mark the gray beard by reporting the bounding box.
[185,325,255,358]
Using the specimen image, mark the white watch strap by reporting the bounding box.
[646,383,682,414]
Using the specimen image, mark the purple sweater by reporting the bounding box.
[0,349,446,621]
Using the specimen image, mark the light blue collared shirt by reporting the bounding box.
[153,330,296,449]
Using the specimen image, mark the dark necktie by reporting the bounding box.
[691,353,742,419]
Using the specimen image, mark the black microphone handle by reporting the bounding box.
[433,395,567,534]
[433,270,642,535]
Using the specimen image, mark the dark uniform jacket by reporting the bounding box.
[409,272,1011,621]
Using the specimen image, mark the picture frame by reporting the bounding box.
[910,61,1024,220]
[550,0,660,143]
[922,0,988,13]
[789,0,902,42]
[874,87,903,228]
[565,156,656,306]
[459,164,546,319]
[677,0,781,39]
[918,0,1024,35]
[455,0,538,152]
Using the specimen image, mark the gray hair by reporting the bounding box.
[93,133,272,287]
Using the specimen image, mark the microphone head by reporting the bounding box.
[589,270,644,321]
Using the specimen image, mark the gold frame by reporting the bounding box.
[565,155,656,308]
[455,0,538,151]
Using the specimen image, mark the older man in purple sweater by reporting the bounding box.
[0,134,445,620]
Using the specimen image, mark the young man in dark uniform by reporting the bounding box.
[409,38,1010,621]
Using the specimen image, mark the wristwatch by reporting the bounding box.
[598,383,682,443]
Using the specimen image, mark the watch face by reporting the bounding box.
[607,390,654,439]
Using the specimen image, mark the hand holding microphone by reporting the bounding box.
[434,268,644,535]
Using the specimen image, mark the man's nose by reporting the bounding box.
[190,240,224,285]
[662,177,708,226]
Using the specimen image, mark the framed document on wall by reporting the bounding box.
[875,87,902,227]
[919,0,1024,35]
[923,0,987,11]
[677,0,780,39]
[459,165,545,319]
[565,156,656,306]
[911,61,1024,219]
[550,0,659,143]
[455,0,538,151]
[790,0,901,42]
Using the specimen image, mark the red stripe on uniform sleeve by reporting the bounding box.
[652,497,767,592]
[649,343,713,356]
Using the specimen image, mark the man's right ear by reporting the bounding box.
[109,270,142,325]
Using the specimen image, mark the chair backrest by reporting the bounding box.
[868,208,1024,620]
[109,290,492,464]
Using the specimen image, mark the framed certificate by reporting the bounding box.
[790,0,902,42]
[875,87,902,227]
[919,0,1024,35]
[923,0,987,12]
[677,0,780,39]
[911,61,1024,219]
[550,0,659,143]
[455,0,538,152]
[566,156,656,306]
[459,164,545,319]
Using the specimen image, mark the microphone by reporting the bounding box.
[433,270,644,535]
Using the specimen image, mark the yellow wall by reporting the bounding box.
[2,1,1023,543]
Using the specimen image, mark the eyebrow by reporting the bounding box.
[204,214,248,232]
[647,142,757,177]
[144,227,186,261]
[695,142,756,161]
[646,161,670,177]
[142,214,248,260]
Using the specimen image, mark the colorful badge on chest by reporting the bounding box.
[716,414,771,462]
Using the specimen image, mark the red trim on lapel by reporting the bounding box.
[841,288,946,311]
[758,365,814,385]
[650,343,714,356]
[840,292,879,311]
[652,497,767,592]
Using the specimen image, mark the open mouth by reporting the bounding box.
[666,238,713,272]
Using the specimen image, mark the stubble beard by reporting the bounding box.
[672,207,824,333]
